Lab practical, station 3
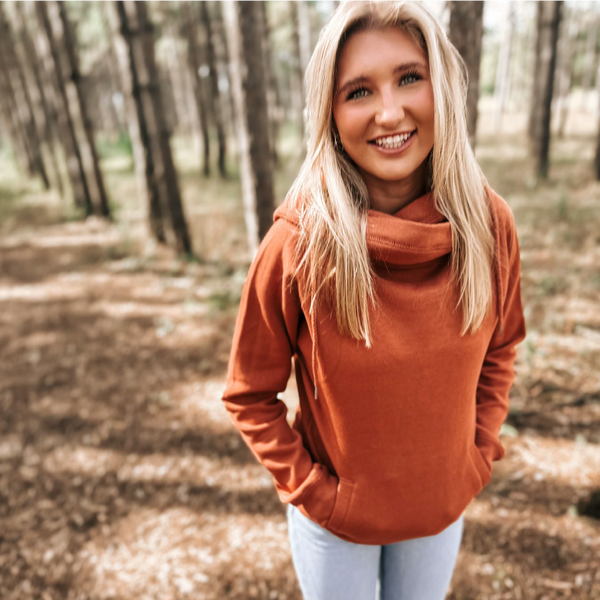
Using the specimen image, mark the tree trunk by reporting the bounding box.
[12,0,65,197]
[0,57,32,176]
[297,0,311,76]
[493,4,515,133]
[508,3,534,113]
[447,1,484,150]
[209,4,236,145]
[289,0,305,141]
[108,0,192,256]
[164,27,190,134]
[35,1,93,215]
[581,9,599,100]
[200,1,227,178]
[98,5,128,137]
[51,0,111,218]
[223,0,275,256]
[0,2,50,187]
[106,1,164,243]
[180,1,211,177]
[28,0,86,209]
[257,0,278,168]
[553,6,580,136]
[594,60,600,180]
[529,0,562,179]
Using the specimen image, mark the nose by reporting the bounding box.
[374,87,405,127]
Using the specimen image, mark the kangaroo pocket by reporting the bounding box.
[325,476,356,531]
[323,444,486,546]
[469,442,493,491]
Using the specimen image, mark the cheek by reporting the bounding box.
[333,104,369,142]
[416,88,435,136]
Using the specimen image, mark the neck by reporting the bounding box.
[362,160,430,215]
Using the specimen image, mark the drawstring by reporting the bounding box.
[310,282,319,401]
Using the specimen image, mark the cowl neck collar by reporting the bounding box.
[365,191,452,265]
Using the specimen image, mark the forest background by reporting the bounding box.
[0,1,599,599]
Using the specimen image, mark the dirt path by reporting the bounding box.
[1,199,599,599]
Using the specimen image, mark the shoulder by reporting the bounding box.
[483,184,522,276]
[484,184,517,234]
[245,216,301,290]
[259,216,300,264]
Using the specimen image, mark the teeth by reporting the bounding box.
[375,132,412,148]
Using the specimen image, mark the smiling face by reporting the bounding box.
[332,26,435,200]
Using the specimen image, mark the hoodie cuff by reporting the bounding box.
[278,462,338,526]
[475,426,505,468]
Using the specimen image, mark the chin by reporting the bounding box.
[372,168,417,181]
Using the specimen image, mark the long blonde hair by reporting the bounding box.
[285,1,495,347]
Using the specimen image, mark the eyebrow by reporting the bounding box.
[336,61,428,97]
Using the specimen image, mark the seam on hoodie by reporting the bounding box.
[486,186,506,339]
[310,280,319,401]
[366,236,451,251]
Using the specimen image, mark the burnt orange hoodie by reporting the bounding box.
[221,185,526,545]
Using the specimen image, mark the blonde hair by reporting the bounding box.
[285,0,495,347]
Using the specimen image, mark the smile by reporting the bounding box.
[368,130,416,154]
[370,131,415,148]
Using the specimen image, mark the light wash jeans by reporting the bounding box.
[287,503,464,600]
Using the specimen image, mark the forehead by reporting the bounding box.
[336,26,427,81]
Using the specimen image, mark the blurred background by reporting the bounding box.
[0,1,599,599]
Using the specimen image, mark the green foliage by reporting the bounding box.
[500,423,519,437]
[556,189,569,221]
[96,132,133,160]
[537,276,568,297]
[207,289,242,313]
[590,273,600,290]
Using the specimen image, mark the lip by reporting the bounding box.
[369,130,415,143]
[369,130,416,155]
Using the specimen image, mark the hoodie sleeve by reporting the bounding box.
[221,219,338,524]
[475,203,527,468]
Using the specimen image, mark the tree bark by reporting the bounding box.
[12,0,65,197]
[581,9,599,96]
[35,1,93,215]
[98,4,128,137]
[209,3,236,145]
[51,0,110,217]
[447,1,484,150]
[107,0,164,243]
[529,0,562,179]
[29,0,86,209]
[0,55,32,176]
[180,0,211,177]
[493,4,515,133]
[108,0,192,256]
[223,0,275,256]
[0,1,50,187]
[594,60,600,180]
[289,0,305,141]
[553,6,580,136]
[199,1,227,178]
[257,0,279,168]
[164,25,191,135]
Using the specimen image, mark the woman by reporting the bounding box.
[221,2,526,599]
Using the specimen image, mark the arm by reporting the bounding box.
[221,220,337,524]
[475,210,527,468]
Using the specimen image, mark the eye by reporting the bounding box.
[346,86,369,101]
[399,70,422,86]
